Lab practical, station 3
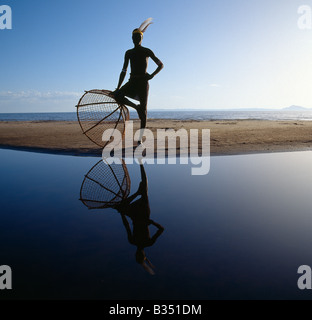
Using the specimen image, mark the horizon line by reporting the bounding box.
[0,107,311,114]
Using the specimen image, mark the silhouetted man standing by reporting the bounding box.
[113,18,163,142]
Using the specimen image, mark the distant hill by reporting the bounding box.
[283,105,308,111]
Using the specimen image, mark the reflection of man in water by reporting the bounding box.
[113,18,163,139]
[116,163,164,275]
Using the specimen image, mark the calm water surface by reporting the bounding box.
[1,149,312,300]
[2,110,312,121]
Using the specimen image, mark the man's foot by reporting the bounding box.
[136,142,147,158]
[137,139,143,146]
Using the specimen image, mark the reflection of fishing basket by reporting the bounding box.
[80,159,131,210]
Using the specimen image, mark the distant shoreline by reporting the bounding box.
[1,109,312,122]
[1,119,312,157]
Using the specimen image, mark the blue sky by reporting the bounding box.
[1,0,312,112]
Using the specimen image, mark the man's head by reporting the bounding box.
[132,18,153,46]
[135,248,155,275]
[132,29,143,46]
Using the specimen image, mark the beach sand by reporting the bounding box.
[0,119,312,156]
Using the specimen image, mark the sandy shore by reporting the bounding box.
[0,119,312,156]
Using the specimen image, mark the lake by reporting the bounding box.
[1,148,312,300]
[2,109,312,121]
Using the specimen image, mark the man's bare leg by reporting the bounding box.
[137,105,147,145]
[114,92,138,110]
[114,91,146,145]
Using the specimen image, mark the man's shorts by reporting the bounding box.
[118,78,149,107]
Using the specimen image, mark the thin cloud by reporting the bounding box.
[0,90,81,101]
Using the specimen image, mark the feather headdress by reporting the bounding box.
[133,18,153,36]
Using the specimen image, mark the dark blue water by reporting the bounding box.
[1,110,312,121]
[1,149,312,300]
